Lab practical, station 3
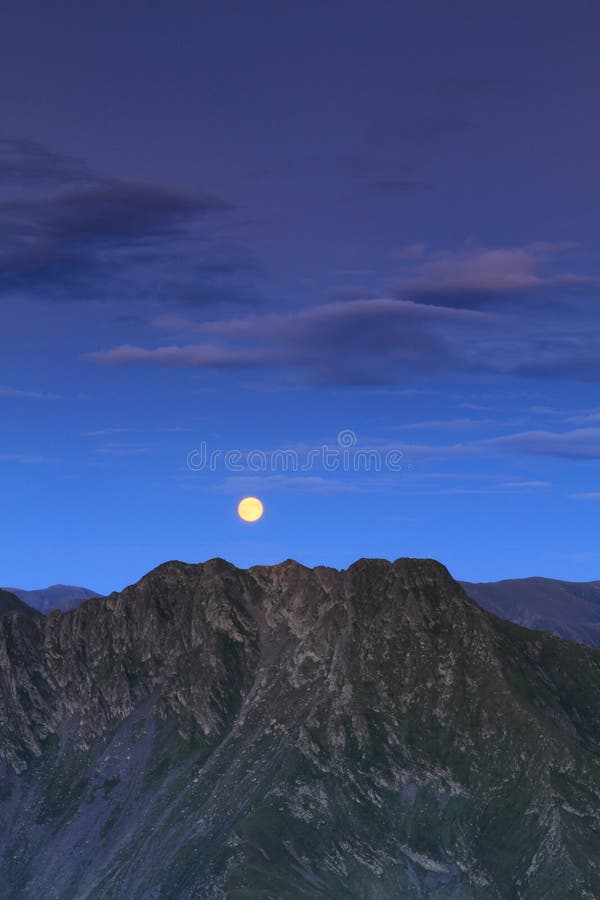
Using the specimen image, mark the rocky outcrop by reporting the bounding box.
[0,557,599,898]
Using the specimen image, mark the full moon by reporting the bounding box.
[237,496,264,522]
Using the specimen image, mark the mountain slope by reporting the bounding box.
[3,583,100,613]
[0,557,599,899]
[461,577,600,648]
[0,589,39,620]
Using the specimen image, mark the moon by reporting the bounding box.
[237,496,264,522]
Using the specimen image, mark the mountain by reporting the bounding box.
[0,557,599,899]
[3,583,100,613]
[461,577,600,648]
[0,588,39,620]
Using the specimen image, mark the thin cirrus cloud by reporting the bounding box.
[569,411,600,424]
[482,428,600,460]
[94,443,151,456]
[392,428,600,462]
[0,385,61,400]
[388,417,492,431]
[0,139,255,305]
[0,454,54,464]
[514,348,600,382]
[83,428,136,437]
[212,474,372,495]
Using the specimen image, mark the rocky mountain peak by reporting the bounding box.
[0,557,599,898]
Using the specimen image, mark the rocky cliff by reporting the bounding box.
[0,557,599,899]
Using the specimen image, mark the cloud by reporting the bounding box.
[526,406,600,425]
[392,242,599,307]
[153,296,490,334]
[75,215,599,386]
[86,289,600,386]
[86,296,600,385]
[95,443,152,456]
[401,486,544,496]
[570,411,600,425]
[212,474,372,494]
[87,343,284,369]
[391,427,600,462]
[5,178,228,241]
[482,428,600,460]
[0,139,92,187]
[0,454,55,464]
[514,348,600,382]
[500,480,551,489]
[83,428,136,437]
[87,297,492,382]
[569,492,600,500]
[0,140,254,306]
[0,385,61,400]
[389,417,491,431]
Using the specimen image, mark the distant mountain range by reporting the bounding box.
[1,584,99,614]
[0,556,599,898]
[461,577,600,648]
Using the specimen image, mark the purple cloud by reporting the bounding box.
[86,344,286,368]
[392,242,599,306]
[87,297,492,382]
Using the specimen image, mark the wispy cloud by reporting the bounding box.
[0,385,61,400]
[482,428,600,460]
[86,296,491,383]
[95,443,151,456]
[396,427,600,462]
[175,471,383,495]
[500,480,551,489]
[215,474,370,494]
[392,242,599,307]
[388,417,492,431]
[83,427,136,437]
[0,454,55,464]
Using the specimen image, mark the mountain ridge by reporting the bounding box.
[0,556,599,898]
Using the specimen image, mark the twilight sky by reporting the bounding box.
[1,0,600,593]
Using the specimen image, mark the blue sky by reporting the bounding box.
[1,0,599,593]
